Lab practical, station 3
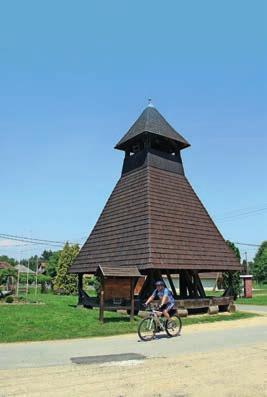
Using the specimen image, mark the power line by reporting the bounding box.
[218,203,267,216]
[0,234,260,251]
[0,237,62,248]
[234,242,261,247]
[0,233,72,245]
[215,207,267,221]
[0,233,80,247]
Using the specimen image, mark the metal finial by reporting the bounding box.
[148,98,154,107]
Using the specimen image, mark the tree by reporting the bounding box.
[20,255,39,272]
[46,250,61,278]
[0,255,18,267]
[253,241,267,284]
[40,250,53,261]
[37,274,52,293]
[225,241,241,261]
[0,268,17,284]
[222,240,242,299]
[53,243,79,295]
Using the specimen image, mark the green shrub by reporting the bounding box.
[53,243,79,295]
[222,241,242,299]
[222,271,242,299]
[253,241,267,284]
[19,274,35,284]
[87,276,95,286]
[5,296,14,304]
[91,276,101,298]
[0,268,17,284]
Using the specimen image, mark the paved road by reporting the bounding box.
[1,317,267,397]
[237,304,267,313]
[0,316,266,370]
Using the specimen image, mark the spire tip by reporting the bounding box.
[147,98,154,107]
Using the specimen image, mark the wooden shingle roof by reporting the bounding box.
[95,265,142,277]
[115,106,190,150]
[70,165,241,274]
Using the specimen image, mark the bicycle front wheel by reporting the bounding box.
[138,317,156,341]
[165,315,182,337]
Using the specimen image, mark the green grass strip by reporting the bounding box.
[0,292,259,343]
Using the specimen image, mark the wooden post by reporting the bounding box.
[130,278,135,321]
[166,270,178,298]
[208,305,219,315]
[213,272,220,292]
[180,271,187,298]
[183,270,195,297]
[77,273,83,306]
[194,272,206,298]
[139,271,154,300]
[99,279,105,323]
[193,271,198,297]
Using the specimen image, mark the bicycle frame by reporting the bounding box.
[145,308,165,331]
[138,305,182,341]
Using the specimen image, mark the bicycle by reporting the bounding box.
[138,305,182,341]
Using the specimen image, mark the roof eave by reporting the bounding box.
[114,134,191,151]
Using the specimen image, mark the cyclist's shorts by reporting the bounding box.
[159,303,175,314]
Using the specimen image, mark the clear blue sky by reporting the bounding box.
[0,0,266,261]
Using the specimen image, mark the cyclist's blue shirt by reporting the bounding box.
[152,288,175,306]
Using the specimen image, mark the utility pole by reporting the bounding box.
[26,259,30,296]
[245,251,248,274]
[35,256,38,297]
[16,259,21,297]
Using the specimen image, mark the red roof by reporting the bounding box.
[0,261,13,270]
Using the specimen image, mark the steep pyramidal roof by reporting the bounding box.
[115,105,190,150]
[70,166,240,274]
[70,104,241,274]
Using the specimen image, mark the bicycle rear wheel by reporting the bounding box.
[138,317,156,341]
[165,315,182,337]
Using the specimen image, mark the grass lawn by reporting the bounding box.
[237,284,267,306]
[237,294,267,305]
[0,292,258,343]
[205,284,267,306]
[205,290,222,297]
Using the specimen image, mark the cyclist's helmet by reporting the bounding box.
[155,280,165,286]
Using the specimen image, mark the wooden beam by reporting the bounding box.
[99,278,105,323]
[139,271,159,300]
[195,272,206,298]
[183,270,195,297]
[77,273,84,306]
[139,273,152,300]
[193,271,198,297]
[154,269,163,282]
[213,272,220,292]
[190,271,206,298]
[179,271,187,298]
[208,305,219,315]
[165,270,178,298]
[130,278,135,321]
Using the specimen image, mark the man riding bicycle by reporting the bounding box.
[144,280,175,319]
